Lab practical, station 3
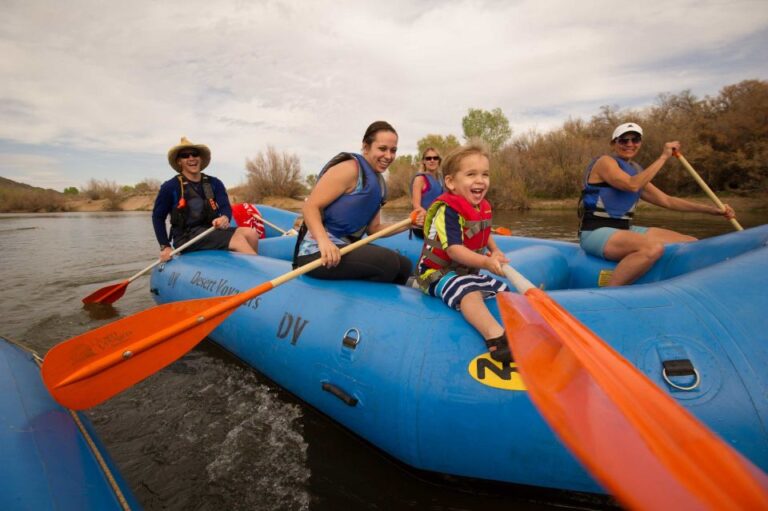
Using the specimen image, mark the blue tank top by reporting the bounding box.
[296,153,387,257]
[412,172,443,209]
[320,153,385,239]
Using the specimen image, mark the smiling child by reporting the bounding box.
[414,140,512,363]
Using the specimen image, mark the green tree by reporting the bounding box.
[417,134,460,159]
[461,108,512,152]
[63,187,79,195]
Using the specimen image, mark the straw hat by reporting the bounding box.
[167,137,211,172]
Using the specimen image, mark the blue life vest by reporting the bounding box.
[579,155,642,232]
[411,173,443,209]
[319,152,386,240]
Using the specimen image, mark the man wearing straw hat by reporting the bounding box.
[152,137,259,261]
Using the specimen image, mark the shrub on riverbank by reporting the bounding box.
[0,187,67,212]
[241,146,306,202]
[81,179,122,211]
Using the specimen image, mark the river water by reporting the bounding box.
[1,208,765,511]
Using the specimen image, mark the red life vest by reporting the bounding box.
[417,193,493,288]
[231,203,266,239]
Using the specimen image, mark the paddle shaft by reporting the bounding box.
[58,217,413,386]
[674,152,743,231]
[127,226,217,284]
[502,265,534,293]
[164,216,412,316]
[251,213,290,235]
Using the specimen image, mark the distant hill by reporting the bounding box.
[0,176,63,195]
[0,175,67,212]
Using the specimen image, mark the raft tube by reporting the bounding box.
[0,337,140,510]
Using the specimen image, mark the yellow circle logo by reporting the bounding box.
[467,353,527,391]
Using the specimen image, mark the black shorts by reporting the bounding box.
[176,226,236,253]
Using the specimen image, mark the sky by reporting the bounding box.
[1,0,767,192]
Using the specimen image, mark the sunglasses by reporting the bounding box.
[423,156,441,162]
[616,136,642,145]
[178,150,200,159]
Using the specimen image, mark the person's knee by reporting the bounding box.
[229,229,257,253]
[236,226,255,239]
[646,227,697,244]
[643,241,664,262]
[242,228,259,247]
[380,252,410,283]
[396,255,412,281]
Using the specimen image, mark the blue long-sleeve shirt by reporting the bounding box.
[152,174,233,247]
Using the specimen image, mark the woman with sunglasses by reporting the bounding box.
[293,121,422,284]
[578,123,735,286]
[152,137,259,262]
[410,148,444,238]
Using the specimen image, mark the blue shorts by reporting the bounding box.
[579,226,649,258]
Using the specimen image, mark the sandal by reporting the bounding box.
[485,333,514,363]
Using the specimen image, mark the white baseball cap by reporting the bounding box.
[611,123,643,141]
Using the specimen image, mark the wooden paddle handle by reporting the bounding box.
[674,152,743,231]
[268,216,414,289]
[251,213,296,236]
[140,214,416,326]
[502,265,535,294]
[127,226,218,283]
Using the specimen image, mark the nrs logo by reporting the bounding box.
[468,354,527,391]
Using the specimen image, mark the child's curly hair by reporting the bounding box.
[441,138,490,177]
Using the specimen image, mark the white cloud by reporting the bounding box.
[0,152,69,189]
[1,0,766,189]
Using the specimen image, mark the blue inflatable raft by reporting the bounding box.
[151,207,768,494]
[0,337,140,510]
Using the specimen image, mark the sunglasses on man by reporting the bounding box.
[178,150,200,159]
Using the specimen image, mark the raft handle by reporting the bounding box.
[342,328,361,349]
[322,382,358,407]
[662,359,700,391]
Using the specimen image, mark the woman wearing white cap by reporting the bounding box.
[152,137,259,261]
[578,123,735,286]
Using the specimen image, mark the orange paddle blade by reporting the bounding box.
[81,280,129,304]
[497,290,768,510]
[492,226,512,236]
[43,294,241,409]
[45,217,413,410]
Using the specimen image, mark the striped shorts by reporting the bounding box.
[428,271,509,311]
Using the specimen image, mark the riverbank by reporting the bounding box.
[59,193,767,213]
